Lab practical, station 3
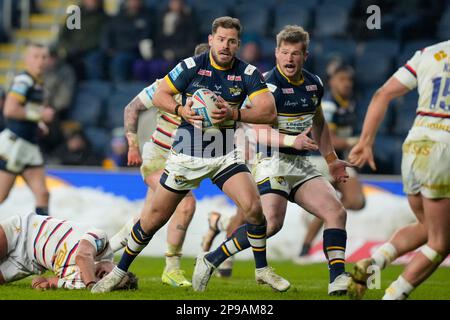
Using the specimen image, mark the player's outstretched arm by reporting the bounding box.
[349,77,410,170]
[124,96,147,166]
[4,94,54,123]
[74,240,98,290]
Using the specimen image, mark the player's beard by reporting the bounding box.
[211,49,234,69]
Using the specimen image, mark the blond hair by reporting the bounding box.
[276,25,309,52]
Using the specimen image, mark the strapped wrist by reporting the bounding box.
[25,105,42,122]
[283,135,296,147]
[174,104,182,116]
[325,152,338,164]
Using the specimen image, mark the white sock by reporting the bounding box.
[218,214,231,232]
[113,266,127,277]
[372,243,398,269]
[165,255,181,272]
[382,276,414,300]
[109,218,135,252]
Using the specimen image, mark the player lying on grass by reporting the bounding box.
[0,212,137,290]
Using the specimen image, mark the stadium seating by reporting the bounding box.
[234,3,270,36]
[355,51,392,88]
[272,4,312,35]
[84,126,112,157]
[391,90,420,139]
[314,5,349,38]
[68,91,104,128]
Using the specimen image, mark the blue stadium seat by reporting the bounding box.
[234,4,270,36]
[194,6,229,36]
[259,37,276,59]
[359,39,400,59]
[311,38,356,79]
[314,5,349,37]
[68,91,103,127]
[354,51,392,87]
[84,127,111,157]
[77,80,113,103]
[322,0,356,10]
[114,81,146,98]
[105,92,134,129]
[437,9,450,40]
[373,134,404,174]
[278,0,317,9]
[272,5,311,35]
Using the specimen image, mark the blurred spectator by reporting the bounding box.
[322,63,359,159]
[57,0,109,80]
[101,0,153,82]
[156,0,197,63]
[50,126,103,166]
[107,127,128,167]
[239,40,272,73]
[44,47,77,117]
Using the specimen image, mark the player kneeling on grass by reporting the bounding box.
[0,212,137,290]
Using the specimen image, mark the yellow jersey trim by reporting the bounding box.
[164,75,180,94]
[9,91,26,103]
[249,87,270,100]
[276,64,304,86]
[209,51,233,70]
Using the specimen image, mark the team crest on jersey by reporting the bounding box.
[274,176,287,186]
[282,88,294,94]
[174,175,187,185]
[198,69,212,77]
[229,86,243,97]
[306,85,317,91]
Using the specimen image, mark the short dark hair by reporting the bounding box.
[212,16,242,38]
[115,272,139,290]
[194,43,210,55]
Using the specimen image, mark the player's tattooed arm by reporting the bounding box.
[124,97,146,149]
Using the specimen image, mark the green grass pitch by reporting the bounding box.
[0,256,448,300]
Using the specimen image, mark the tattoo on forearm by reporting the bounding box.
[124,97,146,134]
[176,224,187,232]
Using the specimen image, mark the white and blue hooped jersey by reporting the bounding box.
[393,40,450,144]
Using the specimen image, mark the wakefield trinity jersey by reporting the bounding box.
[164,51,269,157]
[262,65,324,156]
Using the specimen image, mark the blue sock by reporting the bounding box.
[36,207,49,216]
[323,228,347,283]
[206,224,250,267]
[246,221,267,269]
[117,220,152,272]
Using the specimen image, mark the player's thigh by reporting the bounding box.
[422,197,450,253]
[22,166,48,195]
[260,193,288,236]
[141,183,187,228]
[144,169,164,190]
[221,171,262,215]
[293,176,344,221]
[0,170,16,201]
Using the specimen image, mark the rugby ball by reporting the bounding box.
[191,88,220,131]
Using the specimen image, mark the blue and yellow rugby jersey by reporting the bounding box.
[5,71,45,144]
[260,65,324,156]
[164,50,269,157]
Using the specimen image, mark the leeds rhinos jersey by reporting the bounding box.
[5,71,45,144]
[393,40,450,144]
[321,92,358,138]
[27,215,112,289]
[164,50,269,157]
[261,65,324,156]
[137,78,182,150]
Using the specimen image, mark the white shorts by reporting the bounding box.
[253,152,322,202]
[402,139,450,198]
[0,213,41,283]
[308,155,358,182]
[160,150,249,193]
[0,129,43,174]
[140,141,170,180]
